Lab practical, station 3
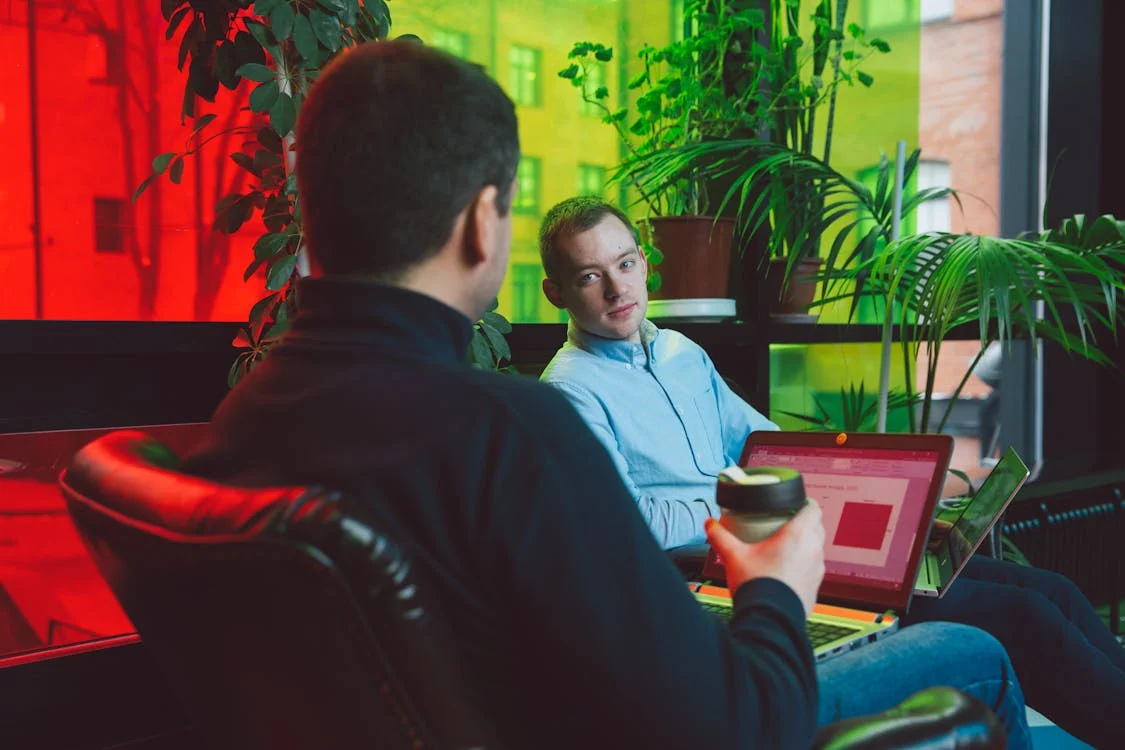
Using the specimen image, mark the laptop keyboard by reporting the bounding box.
[698,602,861,648]
[805,621,861,648]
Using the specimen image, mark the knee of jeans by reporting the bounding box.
[1034,566,1085,602]
[923,622,1014,667]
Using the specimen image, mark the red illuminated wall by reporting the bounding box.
[1,2,266,321]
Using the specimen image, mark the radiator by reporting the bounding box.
[1002,488,1125,633]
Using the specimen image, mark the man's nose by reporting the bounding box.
[603,275,622,299]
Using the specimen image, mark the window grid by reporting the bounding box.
[914,160,952,233]
[920,0,955,23]
[511,263,543,321]
[514,157,541,215]
[577,163,607,197]
[508,45,541,107]
[430,28,470,58]
[93,197,126,253]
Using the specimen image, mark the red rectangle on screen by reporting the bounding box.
[833,502,893,550]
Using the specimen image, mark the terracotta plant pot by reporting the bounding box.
[767,257,822,316]
[645,216,735,300]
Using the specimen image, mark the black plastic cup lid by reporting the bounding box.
[716,466,806,513]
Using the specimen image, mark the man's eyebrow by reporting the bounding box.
[573,247,639,276]
[613,248,639,262]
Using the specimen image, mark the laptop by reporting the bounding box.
[915,446,1030,598]
[691,431,954,663]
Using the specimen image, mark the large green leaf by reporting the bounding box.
[169,156,185,184]
[253,232,292,260]
[266,253,298,290]
[480,322,511,362]
[237,63,274,83]
[292,12,319,62]
[269,92,296,136]
[468,330,493,368]
[270,3,296,40]
[481,310,512,334]
[249,80,280,113]
[309,7,342,51]
[152,152,177,174]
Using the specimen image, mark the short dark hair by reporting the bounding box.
[538,196,636,279]
[297,41,520,279]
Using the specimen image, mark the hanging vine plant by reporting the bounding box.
[136,0,515,383]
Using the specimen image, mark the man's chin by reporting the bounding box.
[602,314,643,341]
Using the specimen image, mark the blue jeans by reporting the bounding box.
[906,556,1125,748]
[818,621,1031,749]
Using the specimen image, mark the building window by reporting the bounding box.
[93,198,126,253]
[580,62,607,117]
[87,31,124,85]
[914,160,952,233]
[511,263,543,322]
[508,44,541,107]
[920,0,955,23]
[577,163,607,196]
[862,0,915,30]
[430,28,470,58]
[514,157,541,215]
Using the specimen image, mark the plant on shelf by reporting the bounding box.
[135,0,513,383]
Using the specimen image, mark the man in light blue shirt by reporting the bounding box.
[541,308,775,549]
[535,196,1123,747]
[538,196,776,549]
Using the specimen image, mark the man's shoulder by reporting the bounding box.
[463,364,588,426]
[539,343,605,394]
[654,326,708,361]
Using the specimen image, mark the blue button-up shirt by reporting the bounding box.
[541,320,777,548]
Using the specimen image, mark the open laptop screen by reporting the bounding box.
[731,432,954,611]
[944,447,1029,571]
[745,444,942,591]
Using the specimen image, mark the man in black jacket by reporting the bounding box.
[183,41,1028,748]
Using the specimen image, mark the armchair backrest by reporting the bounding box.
[59,430,494,750]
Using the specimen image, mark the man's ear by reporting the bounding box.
[542,276,565,309]
[464,185,501,267]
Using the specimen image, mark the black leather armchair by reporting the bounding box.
[60,431,1006,750]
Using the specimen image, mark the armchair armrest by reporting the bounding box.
[814,686,1005,749]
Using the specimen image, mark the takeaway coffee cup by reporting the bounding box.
[716,466,808,543]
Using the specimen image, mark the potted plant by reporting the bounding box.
[588,0,889,317]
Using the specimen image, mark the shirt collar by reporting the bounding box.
[286,277,474,366]
[566,318,660,366]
